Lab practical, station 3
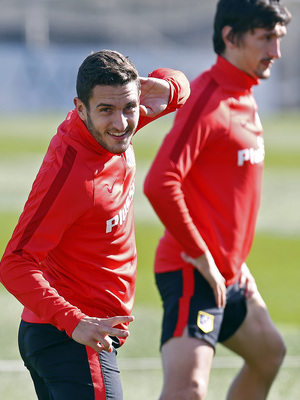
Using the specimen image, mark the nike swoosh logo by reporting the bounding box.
[107,179,116,194]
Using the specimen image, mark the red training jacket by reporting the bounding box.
[0,68,190,342]
[144,56,264,286]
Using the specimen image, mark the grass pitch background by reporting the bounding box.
[0,112,299,399]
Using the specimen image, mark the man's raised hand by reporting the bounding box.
[139,76,171,117]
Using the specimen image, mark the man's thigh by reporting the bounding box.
[156,267,224,349]
[18,321,123,400]
[156,268,249,397]
[161,327,214,396]
[221,291,284,365]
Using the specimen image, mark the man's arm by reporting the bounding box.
[181,251,226,308]
[137,68,190,129]
[143,94,208,259]
[143,81,226,307]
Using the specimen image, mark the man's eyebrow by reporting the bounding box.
[126,100,138,106]
[96,100,138,109]
[96,102,113,108]
[264,25,287,37]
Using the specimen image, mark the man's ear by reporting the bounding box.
[222,26,236,49]
[74,97,87,122]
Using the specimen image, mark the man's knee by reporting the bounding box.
[251,327,286,380]
[160,378,208,400]
[191,378,209,400]
[266,330,286,375]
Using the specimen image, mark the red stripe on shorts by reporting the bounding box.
[86,346,106,400]
[173,266,195,337]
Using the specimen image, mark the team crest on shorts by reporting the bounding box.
[197,311,214,333]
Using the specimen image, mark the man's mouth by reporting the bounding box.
[108,130,129,138]
[261,59,273,68]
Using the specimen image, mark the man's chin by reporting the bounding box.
[257,68,272,80]
[110,141,131,155]
[107,134,134,154]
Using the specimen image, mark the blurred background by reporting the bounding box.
[0,0,299,114]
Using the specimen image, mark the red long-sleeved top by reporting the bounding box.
[144,56,264,286]
[0,68,190,341]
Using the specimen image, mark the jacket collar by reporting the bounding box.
[58,109,116,157]
[211,55,259,93]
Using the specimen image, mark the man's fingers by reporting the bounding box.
[213,281,225,309]
[90,341,112,354]
[217,285,226,309]
[106,327,130,338]
[140,104,164,117]
[139,104,151,116]
[107,315,135,327]
[97,315,135,341]
[72,315,135,353]
[181,251,226,309]
[97,336,113,353]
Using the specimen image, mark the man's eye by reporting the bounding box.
[264,35,275,42]
[125,104,137,111]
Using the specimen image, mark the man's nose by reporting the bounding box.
[113,111,128,131]
[269,38,282,59]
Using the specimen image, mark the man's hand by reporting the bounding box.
[181,250,226,308]
[72,315,134,353]
[139,77,171,117]
[239,262,258,299]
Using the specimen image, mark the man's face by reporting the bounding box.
[231,23,287,79]
[76,81,140,154]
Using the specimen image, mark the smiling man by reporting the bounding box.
[76,83,140,154]
[144,1,291,399]
[0,50,190,400]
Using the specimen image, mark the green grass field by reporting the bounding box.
[0,111,299,399]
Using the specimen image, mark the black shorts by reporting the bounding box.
[18,320,123,400]
[155,266,247,350]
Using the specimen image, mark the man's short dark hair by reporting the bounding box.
[76,49,140,108]
[213,0,291,55]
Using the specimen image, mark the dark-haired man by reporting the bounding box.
[144,1,291,399]
[0,49,190,399]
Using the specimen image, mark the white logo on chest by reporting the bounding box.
[237,137,265,166]
[105,180,135,233]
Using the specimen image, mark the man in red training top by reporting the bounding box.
[144,1,291,399]
[0,49,190,399]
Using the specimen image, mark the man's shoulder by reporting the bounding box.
[42,134,98,192]
[183,67,220,114]
[191,67,214,89]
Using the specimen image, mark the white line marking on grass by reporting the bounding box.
[0,360,25,372]
[1,356,300,372]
